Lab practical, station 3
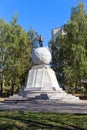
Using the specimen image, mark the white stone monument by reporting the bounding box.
[23,47,80,102]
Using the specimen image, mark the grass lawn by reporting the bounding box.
[0,111,87,130]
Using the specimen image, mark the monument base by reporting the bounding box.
[23,90,80,102]
[23,65,81,103]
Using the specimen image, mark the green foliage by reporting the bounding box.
[27,27,40,48]
[50,2,87,92]
[0,111,87,130]
[0,16,33,96]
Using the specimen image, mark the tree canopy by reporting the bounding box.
[0,16,39,96]
[49,2,87,92]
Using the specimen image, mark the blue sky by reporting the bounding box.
[0,0,79,46]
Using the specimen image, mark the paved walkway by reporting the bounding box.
[0,100,87,113]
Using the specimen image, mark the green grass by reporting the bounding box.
[0,111,87,130]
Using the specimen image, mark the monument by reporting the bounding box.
[23,47,80,102]
[6,36,81,103]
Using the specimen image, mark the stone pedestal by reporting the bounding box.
[24,65,62,91]
[23,64,80,102]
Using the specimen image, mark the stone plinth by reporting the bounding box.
[24,65,62,91]
[23,64,80,103]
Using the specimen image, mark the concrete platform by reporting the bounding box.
[0,99,87,114]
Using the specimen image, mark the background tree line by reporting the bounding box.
[49,2,87,94]
[0,15,39,96]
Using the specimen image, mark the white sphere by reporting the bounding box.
[32,47,51,65]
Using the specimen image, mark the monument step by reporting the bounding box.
[22,90,81,102]
[9,95,23,99]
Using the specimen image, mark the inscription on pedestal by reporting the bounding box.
[25,69,45,90]
[34,69,45,88]
[26,69,36,88]
[43,70,52,90]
